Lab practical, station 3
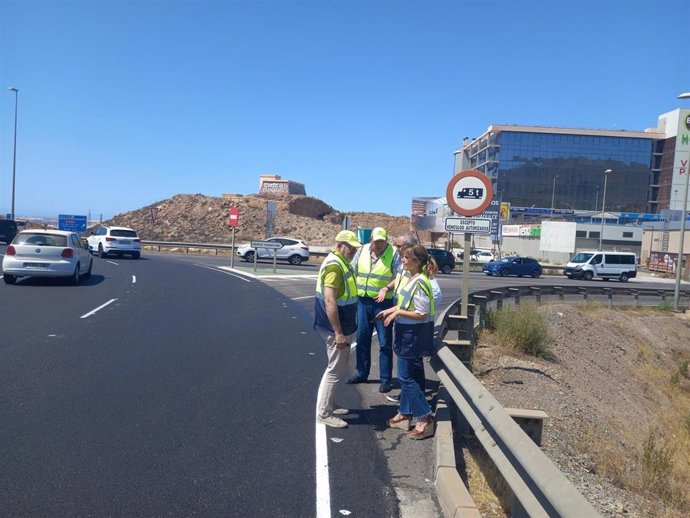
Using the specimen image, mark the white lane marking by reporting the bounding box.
[315,394,331,518]
[291,295,313,300]
[81,298,118,319]
[132,275,136,284]
[195,264,251,282]
[106,260,119,266]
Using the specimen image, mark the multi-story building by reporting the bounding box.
[454,109,690,214]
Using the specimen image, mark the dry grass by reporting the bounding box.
[577,341,690,516]
[489,303,551,358]
[463,441,510,518]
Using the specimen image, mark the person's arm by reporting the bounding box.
[323,286,348,348]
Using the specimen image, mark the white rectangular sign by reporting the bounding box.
[444,217,491,233]
[251,240,282,249]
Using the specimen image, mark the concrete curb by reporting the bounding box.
[434,388,481,518]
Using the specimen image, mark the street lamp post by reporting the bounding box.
[9,87,18,220]
[551,175,559,218]
[598,169,612,251]
[673,92,690,310]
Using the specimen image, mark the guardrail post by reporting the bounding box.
[553,286,564,301]
[579,287,588,302]
[471,295,489,327]
[603,287,612,308]
[530,287,541,305]
[632,289,639,307]
[508,288,520,305]
[490,290,504,311]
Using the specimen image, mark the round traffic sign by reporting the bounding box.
[228,207,239,228]
[445,170,494,217]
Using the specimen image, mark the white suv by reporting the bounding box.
[237,237,309,265]
[87,226,141,259]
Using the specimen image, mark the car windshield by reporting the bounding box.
[571,253,594,263]
[500,258,512,263]
[15,233,68,247]
[110,229,138,238]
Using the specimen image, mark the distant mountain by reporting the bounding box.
[101,193,412,246]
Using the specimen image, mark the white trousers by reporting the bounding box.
[316,333,355,418]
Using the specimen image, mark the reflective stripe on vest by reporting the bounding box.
[315,252,358,306]
[396,273,435,323]
[355,244,394,298]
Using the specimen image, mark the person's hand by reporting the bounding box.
[334,332,349,348]
[383,309,398,327]
[374,287,389,303]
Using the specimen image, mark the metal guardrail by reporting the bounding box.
[140,240,333,257]
[432,284,690,517]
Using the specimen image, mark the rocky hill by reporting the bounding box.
[102,193,413,246]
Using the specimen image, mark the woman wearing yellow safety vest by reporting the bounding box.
[377,244,435,440]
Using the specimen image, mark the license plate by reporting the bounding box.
[24,263,49,268]
[120,240,130,244]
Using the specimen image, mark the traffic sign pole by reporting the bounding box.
[231,227,236,269]
[461,232,471,317]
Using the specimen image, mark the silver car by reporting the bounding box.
[2,229,93,285]
[236,237,310,265]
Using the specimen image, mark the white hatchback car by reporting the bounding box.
[237,237,310,265]
[2,229,93,285]
[87,226,141,258]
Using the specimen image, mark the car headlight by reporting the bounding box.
[575,265,582,270]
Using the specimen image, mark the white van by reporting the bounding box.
[564,251,637,282]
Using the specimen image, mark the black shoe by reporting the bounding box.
[378,381,394,393]
[386,393,400,403]
[347,375,367,384]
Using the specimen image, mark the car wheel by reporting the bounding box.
[441,264,452,274]
[72,264,81,285]
[3,274,17,285]
[84,259,93,279]
[288,254,303,266]
[531,269,541,278]
[98,244,108,258]
[619,272,629,282]
[566,274,573,279]
[132,252,140,259]
[244,251,255,262]
[500,268,509,277]
[583,271,594,281]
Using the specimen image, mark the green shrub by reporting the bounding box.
[655,300,674,312]
[493,303,550,357]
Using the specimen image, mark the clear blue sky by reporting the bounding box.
[1,0,689,219]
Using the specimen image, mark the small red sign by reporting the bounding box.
[228,207,239,228]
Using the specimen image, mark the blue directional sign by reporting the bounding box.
[58,214,88,232]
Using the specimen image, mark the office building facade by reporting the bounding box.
[454,109,690,214]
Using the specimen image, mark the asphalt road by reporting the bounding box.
[0,248,675,517]
[0,250,396,517]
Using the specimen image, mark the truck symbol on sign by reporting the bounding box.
[457,188,484,199]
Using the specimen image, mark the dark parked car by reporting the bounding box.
[0,219,18,244]
[483,256,542,278]
[426,248,455,274]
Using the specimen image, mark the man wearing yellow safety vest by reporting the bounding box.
[346,227,396,394]
[314,230,362,428]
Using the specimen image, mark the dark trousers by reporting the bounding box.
[355,296,394,382]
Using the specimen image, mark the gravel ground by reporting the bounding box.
[470,303,690,518]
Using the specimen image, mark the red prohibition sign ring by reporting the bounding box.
[445,170,494,217]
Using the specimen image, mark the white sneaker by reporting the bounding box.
[317,414,348,428]
[332,407,349,416]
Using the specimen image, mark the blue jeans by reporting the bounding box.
[355,296,394,382]
[398,356,432,419]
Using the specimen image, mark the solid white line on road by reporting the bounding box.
[80,298,118,319]
[106,260,119,266]
[132,275,136,284]
[195,264,252,282]
[291,295,313,300]
[315,386,331,518]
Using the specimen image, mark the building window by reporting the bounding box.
[623,232,633,238]
[589,231,600,239]
[576,230,587,237]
